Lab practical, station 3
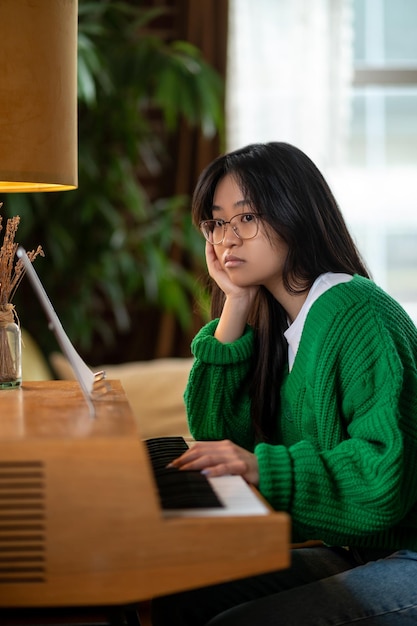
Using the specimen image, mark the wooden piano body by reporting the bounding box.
[0,380,290,608]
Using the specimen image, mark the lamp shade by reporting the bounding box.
[0,0,78,192]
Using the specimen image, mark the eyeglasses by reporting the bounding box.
[199,213,262,245]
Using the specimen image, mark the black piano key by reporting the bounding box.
[146,436,189,469]
[145,437,223,510]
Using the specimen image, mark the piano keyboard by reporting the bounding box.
[145,436,270,518]
[145,436,223,510]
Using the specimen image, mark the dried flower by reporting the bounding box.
[0,206,44,308]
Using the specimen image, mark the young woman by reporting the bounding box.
[151,142,417,625]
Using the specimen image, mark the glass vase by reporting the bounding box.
[0,322,22,389]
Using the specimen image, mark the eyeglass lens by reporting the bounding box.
[201,213,258,244]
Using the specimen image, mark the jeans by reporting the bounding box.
[151,546,417,625]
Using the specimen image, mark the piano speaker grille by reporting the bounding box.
[0,460,46,584]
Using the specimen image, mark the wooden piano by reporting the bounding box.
[0,380,290,609]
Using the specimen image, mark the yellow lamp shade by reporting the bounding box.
[0,0,78,192]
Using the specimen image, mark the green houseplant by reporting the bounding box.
[2,0,223,365]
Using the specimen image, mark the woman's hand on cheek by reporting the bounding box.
[168,439,260,486]
[205,241,259,303]
[205,241,234,295]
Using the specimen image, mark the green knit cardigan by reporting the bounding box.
[184,275,417,549]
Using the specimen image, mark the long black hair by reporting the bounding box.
[192,142,370,441]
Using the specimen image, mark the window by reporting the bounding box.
[227,0,417,321]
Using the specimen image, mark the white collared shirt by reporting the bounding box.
[284,273,353,371]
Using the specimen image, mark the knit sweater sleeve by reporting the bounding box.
[184,319,256,449]
[256,277,417,548]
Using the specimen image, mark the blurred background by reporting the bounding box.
[1,0,416,370]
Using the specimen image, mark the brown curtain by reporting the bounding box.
[155,0,229,357]
[174,0,229,195]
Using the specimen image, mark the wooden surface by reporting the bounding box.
[0,381,290,608]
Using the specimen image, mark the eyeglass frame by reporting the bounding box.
[199,212,263,245]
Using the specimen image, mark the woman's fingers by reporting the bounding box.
[169,441,233,468]
[168,440,259,485]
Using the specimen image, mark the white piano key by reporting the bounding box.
[162,474,270,518]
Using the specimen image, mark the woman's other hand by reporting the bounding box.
[168,439,260,486]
